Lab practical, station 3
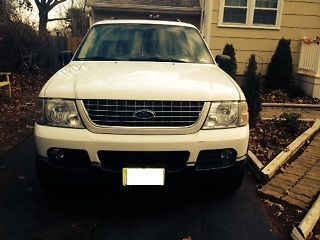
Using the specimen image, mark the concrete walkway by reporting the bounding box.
[259,132,320,209]
[261,107,320,120]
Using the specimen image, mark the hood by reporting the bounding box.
[40,61,243,101]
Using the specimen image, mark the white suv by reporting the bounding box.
[35,20,249,190]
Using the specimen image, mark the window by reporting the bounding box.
[75,24,213,64]
[219,0,282,28]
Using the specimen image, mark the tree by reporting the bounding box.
[222,44,237,80]
[264,38,293,91]
[243,54,262,125]
[33,0,68,36]
[0,0,9,21]
[66,7,89,37]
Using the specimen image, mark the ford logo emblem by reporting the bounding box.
[133,109,156,120]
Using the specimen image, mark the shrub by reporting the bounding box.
[265,38,293,92]
[0,20,56,74]
[243,54,262,125]
[277,112,301,136]
[288,84,305,99]
[222,44,237,80]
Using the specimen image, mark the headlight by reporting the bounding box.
[36,99,84,128]
[202,101,248,129]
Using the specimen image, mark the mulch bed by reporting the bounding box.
[0,73,49,157]
[262,89,320,104]
[249,118,312,166]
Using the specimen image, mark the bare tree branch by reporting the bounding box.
[30,0,68,36]
[48,0,67,11]
[34,0,40,8]
[48,17,68,21]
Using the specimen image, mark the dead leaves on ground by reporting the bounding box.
[0,73,49,156]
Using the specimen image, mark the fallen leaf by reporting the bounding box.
[275,212,282,217]
[182,237,192,240]
[71,223,79,228]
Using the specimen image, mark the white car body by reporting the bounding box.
[35,20,249,190]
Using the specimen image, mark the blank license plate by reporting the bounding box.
[122,168,165,186]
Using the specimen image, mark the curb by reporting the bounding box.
[291,194,320,240]
[246,150,264,180]
[262,103,320,108]
[262,119,320,180]
[261,117,315,122]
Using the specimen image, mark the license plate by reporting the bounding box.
[122,168,165,186]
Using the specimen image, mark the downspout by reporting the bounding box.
[200,0,205,34]
[203,0,213,47]
[89,7,95,26]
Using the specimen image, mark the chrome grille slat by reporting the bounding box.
[82,100,204,127]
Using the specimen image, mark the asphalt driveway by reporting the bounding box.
[0,137,281,240]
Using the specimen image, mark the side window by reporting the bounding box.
[219,0,282,28]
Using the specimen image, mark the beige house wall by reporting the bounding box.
[209,0,320,75]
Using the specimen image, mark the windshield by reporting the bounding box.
[74,24,213,64]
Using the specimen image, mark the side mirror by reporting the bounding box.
[58,51,73,66]
[215,55,232,74]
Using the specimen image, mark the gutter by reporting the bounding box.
[88,3,201,15]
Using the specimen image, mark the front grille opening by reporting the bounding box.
[195,149,237,170]
[47,148,91,169]
[98,151,190,172]
[83,100,204,127]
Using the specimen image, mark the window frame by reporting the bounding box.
[218,0,283,29]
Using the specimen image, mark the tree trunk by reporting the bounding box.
[39,9,48,37]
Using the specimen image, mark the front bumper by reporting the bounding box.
[37,155,247,187]
[35,123,249,168]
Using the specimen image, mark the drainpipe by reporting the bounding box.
[203,0,213,47]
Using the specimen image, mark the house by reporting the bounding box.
[87,0,202,28]
[86,0,320,98]
[201,0,320,98]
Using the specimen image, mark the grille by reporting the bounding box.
[98,151,190,172]
[82,100,204,127]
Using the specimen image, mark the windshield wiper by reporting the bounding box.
[129,56,189,63]
[75,56,123,61]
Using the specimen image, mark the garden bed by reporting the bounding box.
[0,73,49,157]
[262,89,320,104]
[249,115,312,166]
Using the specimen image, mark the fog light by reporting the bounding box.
[51,148,64,161]
[220,150,234,164]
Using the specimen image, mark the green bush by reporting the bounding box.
[222,44,237,80]
[265,38,293,92]
[243,54,262,125]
